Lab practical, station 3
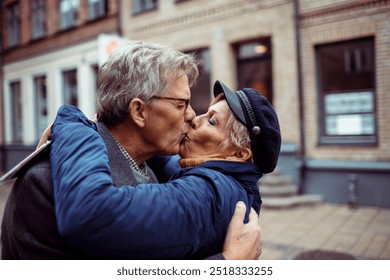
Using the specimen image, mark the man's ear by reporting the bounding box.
[128,98,147,127]
[232,148,252,162]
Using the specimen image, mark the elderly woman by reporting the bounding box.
[47,80,281,260]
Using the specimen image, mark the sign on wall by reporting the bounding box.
[98,34,130,66]
[324,91,375,135]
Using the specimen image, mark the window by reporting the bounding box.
[132,0,158,15]
[90,64,99,108]
[184,48,211,115]
[7,3,20,47]
[34,76,48,139]
[316,37,376,144]
[10,81,23,143]
[88,0,107,21]
[31,0,46,39]
[236,39,273,103]
[92,64,99,88]
[60,0,79,30]
[63,69,78,106]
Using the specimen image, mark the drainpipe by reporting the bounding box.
[347,174,358,208]
[293,0,306,194]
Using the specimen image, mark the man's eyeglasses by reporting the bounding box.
[151,96,191,111]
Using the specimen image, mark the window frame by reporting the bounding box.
[315,37,377,146]
[132,0,158,16]
[87,0,107,21]
[9,81,23,143]
[235,38,274,104]
[7,2,20,47]
[59,0,79,30]
[31,0,46,40]
[62,69,78,106]
[183,48,211,115]
[34,75,48,140]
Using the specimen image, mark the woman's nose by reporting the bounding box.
[191,114,205,129]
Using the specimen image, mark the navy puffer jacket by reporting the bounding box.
[50,105,262,259]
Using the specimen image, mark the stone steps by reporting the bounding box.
[261,184,298,197]
[260,174,293,186]
[258,171,323,209]
[261,194,323,209]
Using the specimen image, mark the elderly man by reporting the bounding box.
[1,41,262,260]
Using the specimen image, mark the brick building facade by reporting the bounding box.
[120,0,390,207]
[1,0,120,169]
[1,0,390,207]
[297,0,390,206]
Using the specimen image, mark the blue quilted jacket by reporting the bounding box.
[50,105,262,259]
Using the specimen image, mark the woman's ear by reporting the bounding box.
[232,148,252,162]
[128,98,147,127]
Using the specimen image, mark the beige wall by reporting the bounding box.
[120,0,390,162]
[299,0,390,161]
[121,0,301,145]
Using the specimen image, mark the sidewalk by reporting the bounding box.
[259,203,390,260]
[1,180,390,260]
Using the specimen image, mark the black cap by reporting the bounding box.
[213,80,281,173]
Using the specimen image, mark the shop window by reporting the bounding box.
[184,48,211,114]
[10,81,23,143]
[316,37,376,145]
[7,2,20,47]
[34,76,48,139]
[31,0,46,39]
[63,69,78,106]
[132,0,158,15]
[88,0,107,21]
[236,39,273,104]
[60,0,79,30]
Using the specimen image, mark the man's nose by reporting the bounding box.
[185,104,196,123]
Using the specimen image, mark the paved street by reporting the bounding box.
[1,179,389,260]
[260,203,390,260]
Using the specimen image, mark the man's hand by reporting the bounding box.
[222,201,262,260]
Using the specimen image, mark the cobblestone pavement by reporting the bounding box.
[1,180,390,260]
[259,203,390,260]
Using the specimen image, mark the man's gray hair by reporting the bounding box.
[96,41,199,126]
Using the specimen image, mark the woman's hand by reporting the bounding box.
[37,125,52,149]
[36,115,96,150]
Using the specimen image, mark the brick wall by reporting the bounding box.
[2,0,389,163]
[300,0,390,161]
[121,0,390,162]
[122,0,301,144]
[1,0,119,63]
